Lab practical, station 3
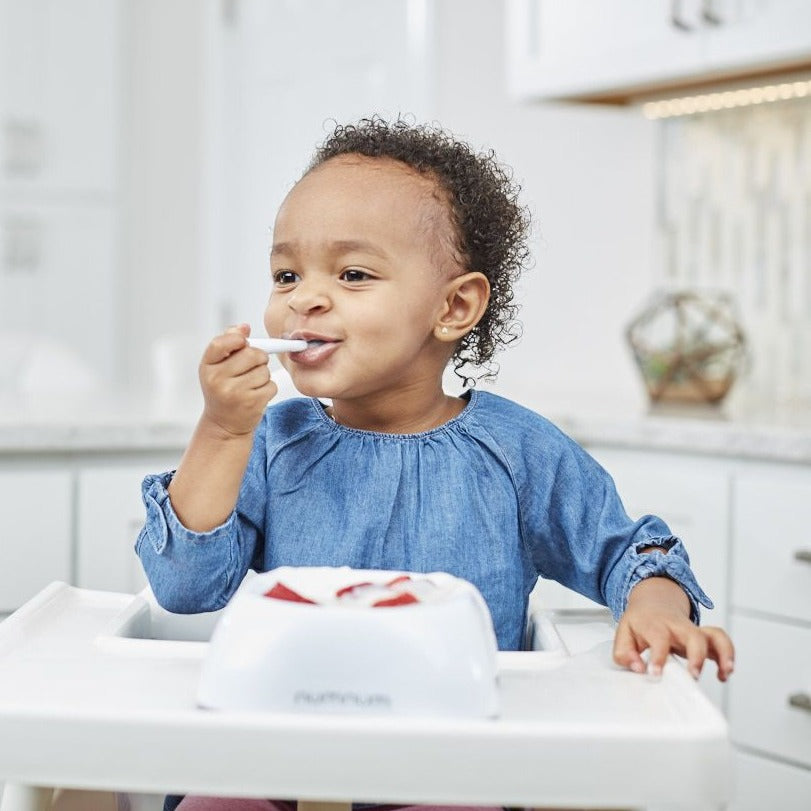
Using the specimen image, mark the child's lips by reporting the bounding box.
[288,337,340,365]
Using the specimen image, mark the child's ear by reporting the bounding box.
[434,272,490,342]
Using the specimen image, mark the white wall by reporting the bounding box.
[430,0,656,411]
[199,0,657,412]
[29,0,652,412]
[0,0,727,415]
[119,0,210,395]
[209,0,434,337]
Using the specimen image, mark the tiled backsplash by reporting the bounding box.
[656,97,811,406]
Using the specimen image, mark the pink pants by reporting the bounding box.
[176,800,500,811]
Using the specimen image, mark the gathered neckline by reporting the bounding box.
[308,389,478,439]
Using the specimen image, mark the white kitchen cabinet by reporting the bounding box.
[727,613,811,767]
[0,468,72,612]
[0,201,118,386]
[76,456,179,594]
[0,0,123,392]
[0,0,121,197]
[731,749,811,811]
[705,1,811,77]
[507,0,703,101]
[727,463,811,807]
[506,0,811,102]
[731,467,811,623]
[0,444,184,615]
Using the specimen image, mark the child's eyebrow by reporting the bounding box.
[270,241,296,258]
[271,239,390,260]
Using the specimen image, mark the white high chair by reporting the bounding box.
[0,582,731,811]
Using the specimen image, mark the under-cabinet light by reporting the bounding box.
[642,78,811,119]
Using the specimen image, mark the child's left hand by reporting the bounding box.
[612,576,735,681]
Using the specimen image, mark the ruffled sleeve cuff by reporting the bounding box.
[135,471,241,613]
[609,536,714,624]
[139,471,239,551]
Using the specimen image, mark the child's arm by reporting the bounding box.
[613,571,735,681]
[168,324,278,531]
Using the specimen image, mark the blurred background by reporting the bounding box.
[3,0,810,415]
[0,0,675,415]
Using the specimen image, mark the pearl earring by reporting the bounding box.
[440,326,449,335]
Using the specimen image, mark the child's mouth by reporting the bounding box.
[290,338,340,365]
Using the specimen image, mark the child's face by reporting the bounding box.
[264,155,460,403]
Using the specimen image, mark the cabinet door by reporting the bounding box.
[730,749,811,811]
[0,0,121,195]
[507,0,811,101]
[0,201,118,388]
[0,468,72,612]
[732,466,811,623]
[728,613,811,769]
[76,459,179,594]
[506,0,705,100]
[705,1,811,77]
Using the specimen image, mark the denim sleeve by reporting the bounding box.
[134,420,269,613]
[522,435,713,624]
[606,534,713,624]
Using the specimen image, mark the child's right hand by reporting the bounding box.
[198,324,278,438]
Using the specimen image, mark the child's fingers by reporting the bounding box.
[240,363,273,391]
[204,358,272,398]
[202,329,250,365]
[684,630,709,679]
[644,630,672,677]
[705,627,736,681]
[202,330,272,376]
[612,621,646,674]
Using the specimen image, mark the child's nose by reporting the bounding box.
[287,279,331,314]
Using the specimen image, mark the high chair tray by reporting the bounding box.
[0,582,730,810]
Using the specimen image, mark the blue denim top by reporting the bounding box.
[136,390,712,650]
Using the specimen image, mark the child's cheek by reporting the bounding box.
[263,305,280,338]
[277,354,293,375]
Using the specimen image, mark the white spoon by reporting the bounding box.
[247,337,308,354]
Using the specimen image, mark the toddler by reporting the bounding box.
[136,117,734,811]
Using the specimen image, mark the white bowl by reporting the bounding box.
[196,566,499,718]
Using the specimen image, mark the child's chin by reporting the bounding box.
[288,378,330,399]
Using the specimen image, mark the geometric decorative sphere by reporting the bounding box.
[626,290,746,404]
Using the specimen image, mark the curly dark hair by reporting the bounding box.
[306,116,532,383]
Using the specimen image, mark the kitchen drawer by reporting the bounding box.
[732,469,811,623]
[728,613,811,768]
[730,749,811,811]
[76,460,177,594]
[0,469,72,611]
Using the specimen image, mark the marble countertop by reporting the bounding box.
[0,393,199,454]
[2,388,811,464]
[549,405,811,464]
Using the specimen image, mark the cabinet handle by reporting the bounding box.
[2,118,43,177]
[794,549,811,564]
[2,215,43,274]
[701,0,723,25]
[671,0,692,30]
[788,692,811,712]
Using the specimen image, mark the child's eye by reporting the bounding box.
[273,270,299,285]
[340,268,372,283]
